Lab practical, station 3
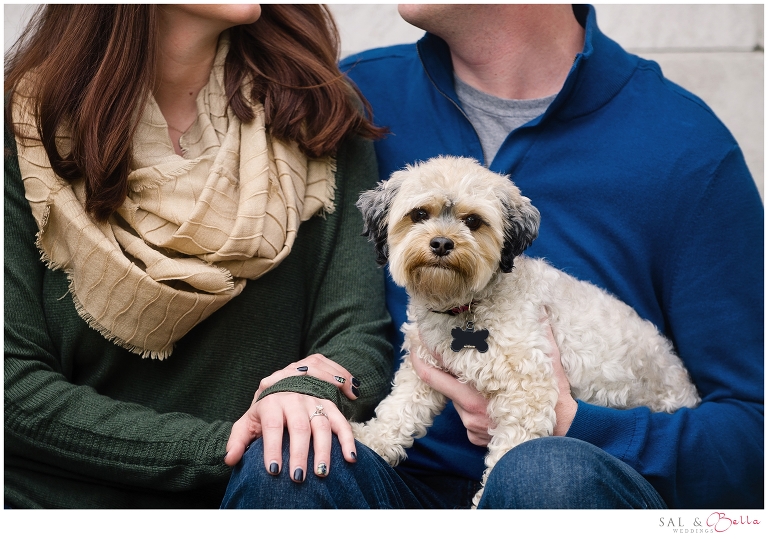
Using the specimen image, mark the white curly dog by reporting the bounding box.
[352,156,700,508]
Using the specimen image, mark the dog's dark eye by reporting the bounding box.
[464,214,483,231]
[410,208,430,223]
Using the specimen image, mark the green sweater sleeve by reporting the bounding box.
[4,129,234,506]
[254,135,394,420]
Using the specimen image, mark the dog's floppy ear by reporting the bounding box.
[356,179,398,266]
[500,195,540,272]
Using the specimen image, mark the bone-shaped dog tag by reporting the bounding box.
[451,326,490,353]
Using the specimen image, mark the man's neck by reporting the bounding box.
[444,5,585,100]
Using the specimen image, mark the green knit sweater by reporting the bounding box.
[4,129,394,508]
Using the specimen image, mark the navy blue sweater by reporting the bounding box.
[341,5,763,508]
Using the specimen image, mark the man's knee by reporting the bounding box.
[478,437,666,509]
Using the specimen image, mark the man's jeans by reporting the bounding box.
[220,435,667,509]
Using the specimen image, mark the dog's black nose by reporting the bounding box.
[430,236,454,257]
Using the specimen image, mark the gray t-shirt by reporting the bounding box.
[454,75,556,165]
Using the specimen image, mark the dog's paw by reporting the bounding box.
[364,439,407,467]
[470,487,484,509]
[350,421,366,440]
[350,421,406,466]
[376,446,406,467]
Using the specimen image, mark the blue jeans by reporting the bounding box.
[220,436,666,509]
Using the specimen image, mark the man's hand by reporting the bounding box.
[543,307,577,436]
[410,348,494,446]
[412,307,577,444]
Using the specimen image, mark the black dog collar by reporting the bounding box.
[431,300,477,316]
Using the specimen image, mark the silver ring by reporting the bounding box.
[309,404,328,422]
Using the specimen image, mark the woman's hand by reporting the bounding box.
[225,393,357,481]
[224,354,361,479]
[253,353,361,402]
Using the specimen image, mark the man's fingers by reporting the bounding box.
[411,351,479,405]
[411,350,493,446]
[453,400,493,446]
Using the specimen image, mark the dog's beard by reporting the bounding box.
[390,236,497,308]
[408,264,475,307]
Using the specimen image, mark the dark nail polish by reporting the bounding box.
[350,451,357,462]
[297,366,309,372]
[293,468,305,482]
[351,377,361,388]
[351,386,360,398]
[269,462,279,475]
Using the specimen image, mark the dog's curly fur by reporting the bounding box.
[352,156,700,508]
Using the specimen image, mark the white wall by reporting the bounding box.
[5,4,763,196]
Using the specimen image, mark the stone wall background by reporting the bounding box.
[5,4,763,196]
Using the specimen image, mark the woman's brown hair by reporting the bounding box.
[5,4,384,221]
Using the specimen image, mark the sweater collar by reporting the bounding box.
[416,4,639,123]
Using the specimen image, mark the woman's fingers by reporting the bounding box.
[259,395,290,476]
[225,390,356,480]
[258,393,354,482]
[295,357,361,401]
[309,402,358,477]
[332,409,358,464]
[285,398,313,482]
[224,413,262,467]
[308,404,333,477]
[253,354,361,402]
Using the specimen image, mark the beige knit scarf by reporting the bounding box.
[12,38,335,359]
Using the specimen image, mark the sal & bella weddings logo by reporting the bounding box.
[659,513,761,534]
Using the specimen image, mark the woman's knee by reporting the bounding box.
[220,435,418,509]
[478,437,666,509]
[221,435,353,508]
[220,437,282,508]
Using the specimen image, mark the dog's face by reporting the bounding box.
[357,156,540,307]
